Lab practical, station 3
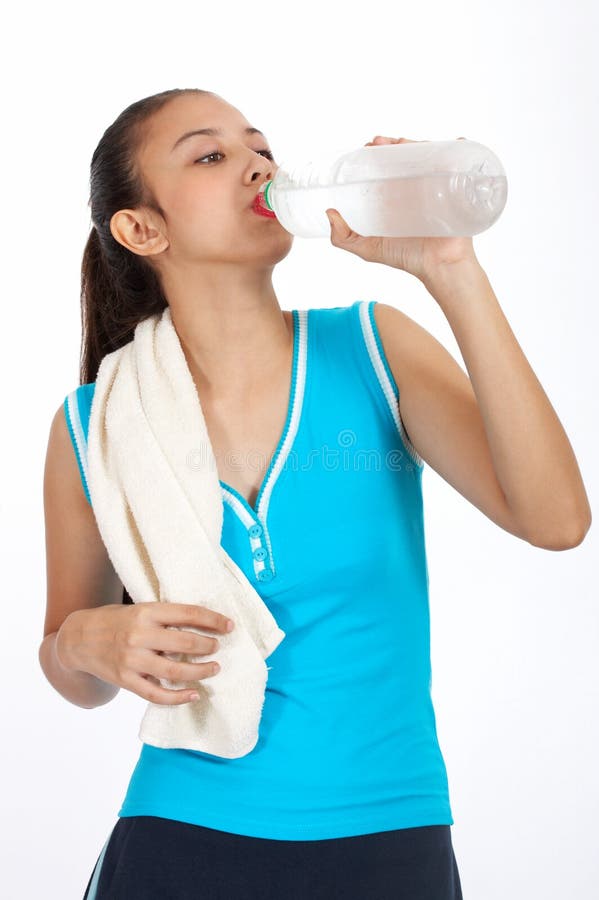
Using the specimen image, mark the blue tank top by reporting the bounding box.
[63,300,454,840]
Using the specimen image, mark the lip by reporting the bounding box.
[251,192,277,218]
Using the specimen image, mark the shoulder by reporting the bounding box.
[45,395,91,512]
[63,383,96,439]
[50,382,95,454]
[53,383,97,507]
[370,301,451,394]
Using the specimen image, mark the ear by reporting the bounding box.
[110,208,169,257]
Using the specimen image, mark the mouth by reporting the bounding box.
[251,192,277,218]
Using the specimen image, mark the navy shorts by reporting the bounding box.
[83,815,463,899]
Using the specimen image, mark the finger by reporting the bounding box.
[149,602,233,634]
[146,646,221,680]
[139,656,220,692]
[131,673,204,705]
[155,629,220,657]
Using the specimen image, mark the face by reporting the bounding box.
[113,92,293,269]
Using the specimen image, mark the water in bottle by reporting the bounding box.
[257,139,507,238]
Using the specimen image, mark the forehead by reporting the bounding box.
[139,94,252,169]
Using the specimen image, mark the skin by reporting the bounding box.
[110,92,295,409]
[40,105,591,713]
[326,136,592,548]
[109,106,591,541]
[40,92,301,708]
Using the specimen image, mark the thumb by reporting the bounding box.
[325,208,356,245]
[324,207,384,266]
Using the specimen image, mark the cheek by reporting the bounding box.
[171,203,239,254]
[172,185,239,230]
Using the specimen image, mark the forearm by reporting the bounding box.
[38,612,120,710]
[421,261,592,545]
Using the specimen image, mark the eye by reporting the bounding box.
[194,149,275,164]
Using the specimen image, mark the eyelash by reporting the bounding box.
[195,149,275,164]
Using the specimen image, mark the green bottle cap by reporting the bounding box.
[263,180,273,211]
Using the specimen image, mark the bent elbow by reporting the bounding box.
[526,515,592,551]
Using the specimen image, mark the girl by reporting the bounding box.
[40,88,591,899]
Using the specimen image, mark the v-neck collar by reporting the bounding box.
[219,308,307,524]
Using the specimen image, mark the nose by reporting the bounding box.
[252,164,274,183]
[251,152,275,182]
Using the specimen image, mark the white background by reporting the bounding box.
[2,0,598,897]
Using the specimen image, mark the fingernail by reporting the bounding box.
[226,619,235,632]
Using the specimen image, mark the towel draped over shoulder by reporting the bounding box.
[86,305,286,758]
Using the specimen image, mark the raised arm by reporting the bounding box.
[372,268,592,550]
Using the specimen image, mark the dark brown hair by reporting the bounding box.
[80,88,211,605]
[80,87,212,385]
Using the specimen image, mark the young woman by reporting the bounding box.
[40,88,591,899]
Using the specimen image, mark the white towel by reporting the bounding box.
[86,305,286,758]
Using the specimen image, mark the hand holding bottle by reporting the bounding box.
[325,135,480,283]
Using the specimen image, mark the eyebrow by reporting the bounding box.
[171,126,266,153]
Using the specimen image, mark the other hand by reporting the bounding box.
[56,601,234,705]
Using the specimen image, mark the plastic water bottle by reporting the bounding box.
[257,139,507,238]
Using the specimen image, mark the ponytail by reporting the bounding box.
[79,221,166,385]
[78,88,213,603]
[79,87,212,385]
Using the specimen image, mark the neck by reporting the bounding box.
[163,271,293,402]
